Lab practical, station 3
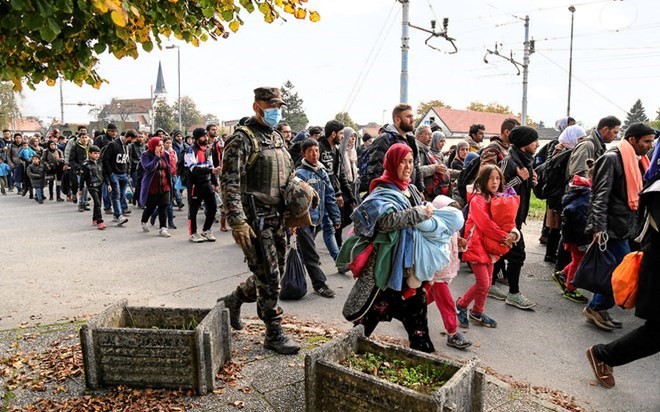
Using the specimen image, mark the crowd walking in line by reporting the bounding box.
[2,94,659,390]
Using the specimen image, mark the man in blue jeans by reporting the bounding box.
[583,122,654,331]
[102,128,135,226]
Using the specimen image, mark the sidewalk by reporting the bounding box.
[0,318,577,411]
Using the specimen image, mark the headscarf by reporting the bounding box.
[430,131,446,155]
[558,125,586,149]
[455,141,469,160]
[147,136,161,153]
[555,117,570,132]
[369,143,412,193]
[340,127,358,183]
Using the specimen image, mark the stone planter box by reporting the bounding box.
[80,299,231,394]
[305,326,484,412]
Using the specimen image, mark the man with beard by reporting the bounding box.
[362,104,424,193]
[184,127,221,242]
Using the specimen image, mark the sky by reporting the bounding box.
[16,0,660,132]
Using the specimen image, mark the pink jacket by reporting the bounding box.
[462,193,509,264]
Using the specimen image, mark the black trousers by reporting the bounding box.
[142,191,170,229]
[88,186,103,223]
[296,225,327,291]
[493,231,526,294]
[187,181,217,234]
[594,319,660,367]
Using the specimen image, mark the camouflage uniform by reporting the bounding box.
[221,116,293,328]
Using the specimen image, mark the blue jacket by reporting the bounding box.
[413,207,465,281]
[561,183,591,246]
[0,162,10,177]
[295,160,341,226]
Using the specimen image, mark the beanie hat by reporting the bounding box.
[509,126,538,148]
[147,136,161,152]
[171,130,182,138]
[362,133,373,143]
[192,127,207,140]
[89,145,101,153]
[624,122,655,139]
[106,123,118,130]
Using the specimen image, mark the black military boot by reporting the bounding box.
[264,324,300,355]
[217,292,245,330]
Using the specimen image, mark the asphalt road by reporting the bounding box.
[1,193,658,411]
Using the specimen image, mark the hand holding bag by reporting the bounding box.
[611,251,643,309]
[572,234,617,295]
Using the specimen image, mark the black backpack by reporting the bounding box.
[176,150,190,187]
[456,156,481,204]
[536,148,572,208]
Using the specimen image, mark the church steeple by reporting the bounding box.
[154,61,167,98]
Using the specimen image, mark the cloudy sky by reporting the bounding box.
[17,0,659,131]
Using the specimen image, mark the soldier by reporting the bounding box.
[217,87,301,355]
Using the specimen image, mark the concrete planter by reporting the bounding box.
[80,299,231,394]
[305,326,484,412]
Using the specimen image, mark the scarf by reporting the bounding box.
[465,136,482,152]
[619,139,650,211]
[369,143,412,193]
[340,127,358,183]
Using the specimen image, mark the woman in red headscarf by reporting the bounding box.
[139,136,174,238]
[347,143,436,353]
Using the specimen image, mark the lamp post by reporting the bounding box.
[165,45,182,131]
[567,5,576,117]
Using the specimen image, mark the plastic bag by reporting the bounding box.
[612,251,643,309]
[483,191,519,256]
[572,237,617,295]
[280,235,307,300]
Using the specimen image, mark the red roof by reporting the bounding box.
[11,117,42,132]
[432,107,520,136]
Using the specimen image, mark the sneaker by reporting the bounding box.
[582,307,615,331]
[189,233,205,243]
[602,311,623,329]
[159,227,171,238]
[314,286,336,298]
[104,209,113,215]
[97,222,107,230]
[551,271,567,292]
[78,204,85,212]
[544,255,557,264]
[149,216,156,226]
[446,332,472,349]
[84,204,91,211]
[456,301,469,328]
[168,223,177,230]
[337,265,350,275]
[505,292,537,310]
[112,215,128,226]
[487,285,507,301]
[539,235,548,245]
[123,209,132,215]
[586,346,615,388]
[469,311,497,328]
[201,230,216,242]
[141,222,150,232]
[563,289,589,304]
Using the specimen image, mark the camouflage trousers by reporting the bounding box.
[234,216,287,327]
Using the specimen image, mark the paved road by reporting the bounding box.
[1,194,658,411]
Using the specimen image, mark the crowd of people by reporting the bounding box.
[2,92,659,389]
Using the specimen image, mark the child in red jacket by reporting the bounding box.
[456,165,520,328]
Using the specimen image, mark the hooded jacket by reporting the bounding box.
[102,137,130,177]
[567,129,606,179]
[295,159,341,226]
[317,135,356,204]
[561,177,592,246]
[500,147,534,227]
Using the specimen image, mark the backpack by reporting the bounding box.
[456,155,481,204]
[176,152,189,187]
[536,148,572,208]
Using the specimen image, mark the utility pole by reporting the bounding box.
[567,6,576,117]
[400,0,410,104]
[483,16,534,125]
[59,79,64,124]
[522,15,530,125]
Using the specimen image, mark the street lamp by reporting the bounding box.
[165,44,182,132]
[567,5,576,117]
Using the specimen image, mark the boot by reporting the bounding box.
[544,228,560,263]
[264,324,300,355]
[217,292,245,330]
[220,216,228,232]
[56,186,64,202]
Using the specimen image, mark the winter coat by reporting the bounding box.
[79,159,105,190]
[139,151,173,206]
[567,130,606,179]
[8,143,22,168]
[68,142,89,173]
[184,144,217,186]
[128,142,146,173]
[26,163,46,188]
[317,136,356,204]
[635,178,660,321]
[41,148,64,176]
[363,124,424,194]
[561,183,592,246]
[295,161,341,227]
[587,147,638,240]
[500,147,534,227]
[462,193,509,264]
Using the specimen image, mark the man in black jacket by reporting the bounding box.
[362,104,424,194]
[492,126,539,310]
[582,123,654,331]
[102,129,134,226]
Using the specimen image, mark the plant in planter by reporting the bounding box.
[305,326,484,411]
[80,299,231,395]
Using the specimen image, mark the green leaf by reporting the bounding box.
[24,13,44,30]
[39,26,57,43]
[58,0,74,14]
[94,42,107,54]
[9,0,28,11]
[141,40,153,52]
[202,7,214,18]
